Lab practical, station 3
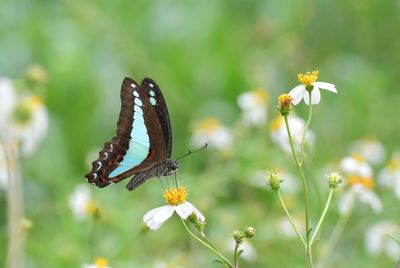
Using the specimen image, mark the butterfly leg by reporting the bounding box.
[125,172,151,191]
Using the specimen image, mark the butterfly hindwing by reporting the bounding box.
[85,77,171,188]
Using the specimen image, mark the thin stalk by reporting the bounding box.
[4,143,25,268]
[310,189,334,245]
[276,190,306,247]
[300,91,313,164]
[181,220,233,268]
[283,115,311,241]
[233,241,240,268]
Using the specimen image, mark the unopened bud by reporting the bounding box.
[277,94,293,116]
[244,226,256,238]
[327,172,343,189]
[267,170,282,191]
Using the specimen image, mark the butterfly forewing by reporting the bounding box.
[85,77,171,188]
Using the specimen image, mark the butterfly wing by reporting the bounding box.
[85,77,171,188]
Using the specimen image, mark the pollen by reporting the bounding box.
[94,258,109,268]
[278,94,293,108]
[164,186,188,205]
[347,175,374,189]
[298,70,319,86]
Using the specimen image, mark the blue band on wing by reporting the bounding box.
[109,103,150,178]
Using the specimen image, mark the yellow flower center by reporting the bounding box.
[164,187,188,205]
[94,258,109,268]
[278,94,293,108]
[197,118,220,133]
[351,153,365,163]
[347,175,374,189]
[27,96,43,109]
[298,70,319,86]
[85,200,100,217]
[252,89,268,104]
[270,116,284,131]
[387,160,400,171]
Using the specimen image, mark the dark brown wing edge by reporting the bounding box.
[85,77,143,188]
[141,78,173,158]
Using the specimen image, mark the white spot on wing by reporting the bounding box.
[149,83,154,88]
[131,83,136,88]
[133,91,139,97]
[149,90,155,97]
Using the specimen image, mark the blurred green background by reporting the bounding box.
[1,0,400,267]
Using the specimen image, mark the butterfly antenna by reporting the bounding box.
[175,143,208,161]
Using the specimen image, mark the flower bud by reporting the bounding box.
[188,213,206,232]
[277,94,293,116]
[327,172,343,189]
[26,64,48,85]
[267,170,282,191]
[244,226,256,238]
[233,230,243,243]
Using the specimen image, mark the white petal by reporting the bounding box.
[175,201,196,220]
[288,85,305,105]
[311,88,321,104]
[313,82,337,93]
[143,205,174,230]
[153,205,175,223]
[338,189,355,215]
[358,190,383,213]
[192,206,206,222]
[303,91,310,105]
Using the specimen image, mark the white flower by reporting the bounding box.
[365,222,400,261]
[288,70,337,105]
[191,118,232,150]
[378,158,400,199]
[83,258,111,268]
[339,154,372,178]
[270,115,314,155]
[351,138,386,165]
[1,94,49,156]
[69,184,97,220]
[0,78,17,130]
[338,184,382,215]
[338,154,382,214]
[237,89,268,127]
[143,187,205,230]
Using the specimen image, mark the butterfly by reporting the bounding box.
[85,77,179,191]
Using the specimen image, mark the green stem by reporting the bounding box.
[276,190,306,247]
[233,241,240,268]
[283,115,311,241]
[4,143,25,268]
[300,91,313,165]
[310,189,334,245]
[181,220,233,268]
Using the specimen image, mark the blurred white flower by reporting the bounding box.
[289,70,337,105]
[143,187,205,230]
[191,118,232,150]
[153,261,184,268]
[270,115,314,155]
[237,88,268,127]
[226,240,257,261]
[69,184,98,220]
[83,258,111,268]
[351,138,386,165]
[0,144,7,189]
[365,222,400,261]
[378,158,400,199]
[338,155,382,214]
[1,91,49,156]
[0,78,17,129]
[340,154,372,178]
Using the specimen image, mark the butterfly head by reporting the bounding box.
[164,159,179,176]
